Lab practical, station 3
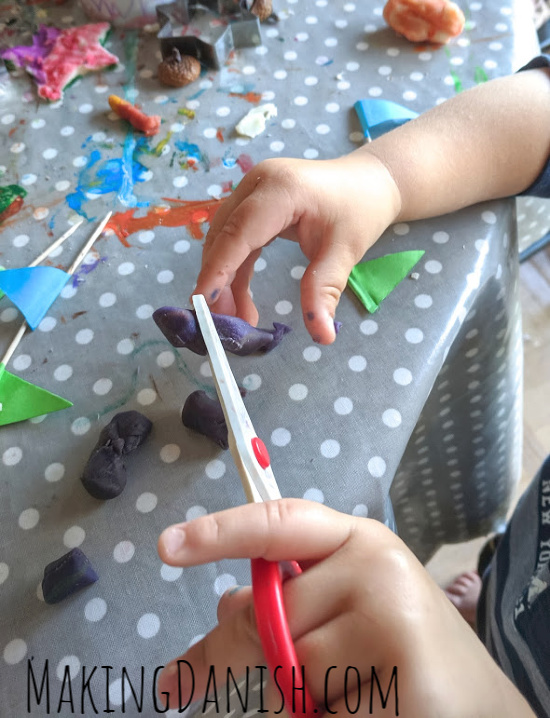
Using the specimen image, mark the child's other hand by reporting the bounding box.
[156,500,534,717]
[192,154,401,344]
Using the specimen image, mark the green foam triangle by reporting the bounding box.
[0,362,72,426]
[348,250,425,313]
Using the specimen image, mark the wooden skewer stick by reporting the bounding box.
[0,211,113,370]
[67,211,112,277]
[30,219,84,267]
[0,320,27,369]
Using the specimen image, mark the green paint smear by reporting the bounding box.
[449,69,463,93]
[0,184,26,214]
[91,340,213,420]
[474,66,488,84]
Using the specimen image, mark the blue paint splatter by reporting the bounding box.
[222,151,236,169]
[174,140,203,163]
[66,137,150,218]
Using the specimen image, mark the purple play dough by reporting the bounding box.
[1,25,61,84]
[153,307,291,356]
[42,548,98,605]
[182,390,229,449]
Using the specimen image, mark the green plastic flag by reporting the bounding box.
[0,362,72,426]
[348,250,425,313]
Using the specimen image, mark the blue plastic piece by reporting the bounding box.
[353,99,419,141]
[0,266,69,329]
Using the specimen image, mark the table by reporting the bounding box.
[0,0,539,715]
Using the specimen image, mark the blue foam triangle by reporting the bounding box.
[354,99,419,141]
[0,266,69,330]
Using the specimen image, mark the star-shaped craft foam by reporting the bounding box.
[1,23,119,101]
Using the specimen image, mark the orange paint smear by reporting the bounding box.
[229,91,262,104]
[106,197,224,245]
[216,127,224,143]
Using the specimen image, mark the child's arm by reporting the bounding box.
[157,500,535,717]
[193,67,550,344]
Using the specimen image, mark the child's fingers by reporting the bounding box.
[193,184,296,305]
[300,236,363,344]
[217,585,253,623]
[157,499,355,567]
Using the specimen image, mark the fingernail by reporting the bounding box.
[162,527,186,557]
[228,585,243,596]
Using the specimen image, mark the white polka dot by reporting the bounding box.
[270,140,285,152]
[199,361,212,378]
[288,384,308,401]
[203,127,217,138]
[360,319,378,335]
[368,456,386,478]
[160,444,180,463]
[21,174,37,185]
[242,374,262,391]
[85,597,107,622]
[433,231,449,244]
[42,147,58,160]
[415,295,434,310]
[117,338,134,355]
[303,148,319,159]
[393,223,410,236]
[1,114,15,124]
[274,69,287,80]
[157,270,174,284]
[4,639,27,664]
[63,526,85,548]
[425,260,442,274]
[137,388,157,406]
[3,447,22,466]
[216,106,231,116]
[174,239,190,254]
[205,459,226,479]
[295,32,309,41]
[99,292,116,307]
[320,439,340,458]
[405,328,423,344]
[275,300,292,315]
[207,184,222,198]
[254,257,267,272]
[348,355,367,372]
[56,656,80,681]
[290,265,305,279]
[0,308,18,323]
[54,364,73,381]
[60,284,77,299]
[482,210,497,224]
[12,354,31,371]
[136,492,157,513]
[325,102,340,113]
[157,351,175,368]
[161,564,183,581]
[13,234,30,248]
[281,118,296,129]
[382,409,402,428]
[18,508,39,529]
[393,367,413,386]
[118,262,135,276]
[284,50,297,60]
[334,397,353,414]
[45,462,65,482]
[135,304,153,320]
[294,96,308,106]
[214,574,237,595]
[303,488,324,503]
[138,230,155,244]
[75,328,94,345]
[137,613,160,639]
[101,537,127,567]
[79,103,93,114]
[0,564,9,585]
[186,505,207,521]
[11,143,25,154]
[171,175,188,189]
[71,417,91,435]
[271,428,291,447]
[352,504,368,517]
[303,346,321,362]
[93,378,112,396]
[60,125,75,137]
[38,317,57,332]
[316,124,330,135]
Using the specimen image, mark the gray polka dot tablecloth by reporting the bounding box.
[0,0,540,715]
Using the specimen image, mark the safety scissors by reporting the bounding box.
[192,294,316,718]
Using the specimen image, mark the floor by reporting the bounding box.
[426,243,550,587]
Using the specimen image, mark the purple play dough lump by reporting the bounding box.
[81,410,153,500]
[182,390,229,449]
[42,548,98,605]
[153,307,291,356]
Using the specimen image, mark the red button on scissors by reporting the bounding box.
[193,295,316,718]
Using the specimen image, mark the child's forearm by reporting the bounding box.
[356,68,550,221]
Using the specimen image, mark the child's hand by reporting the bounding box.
[157,500,534,717]
[192,154,401,344]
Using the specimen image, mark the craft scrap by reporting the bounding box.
[0,23,119,101]
[235,103,277,138]
[354,99,419,142]
[108,95,161,136]
[348,250,426,313]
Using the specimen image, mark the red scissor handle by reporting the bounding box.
[251,558,317,718]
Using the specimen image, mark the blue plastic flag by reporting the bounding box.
[0,266,69,330]
[353,99,419,141]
